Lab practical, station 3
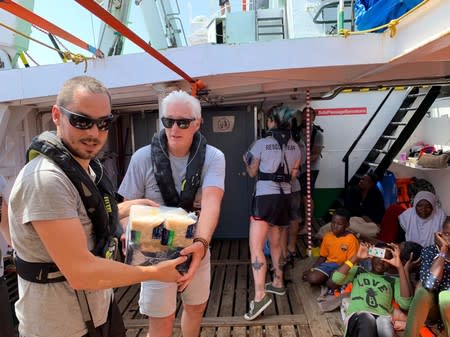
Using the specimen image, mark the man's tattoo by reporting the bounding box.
[252,257,264,271]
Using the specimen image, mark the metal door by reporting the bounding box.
[200,106,256,238]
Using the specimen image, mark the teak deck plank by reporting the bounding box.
[265,325,280,337]
[118,239,347,337]
[280,325,297,337]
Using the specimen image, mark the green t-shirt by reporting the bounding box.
[332,266,411,317]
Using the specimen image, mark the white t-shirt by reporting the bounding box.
[300,125,323,171]
[249,136,301,196]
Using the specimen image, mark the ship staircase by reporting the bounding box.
[342,85,441,189]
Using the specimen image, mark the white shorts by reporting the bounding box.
[139,250,211,317]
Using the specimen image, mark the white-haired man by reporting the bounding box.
[118,90,226,337]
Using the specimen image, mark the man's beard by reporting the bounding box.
[63,137,102,160]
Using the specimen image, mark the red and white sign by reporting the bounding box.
[316,107,367,116]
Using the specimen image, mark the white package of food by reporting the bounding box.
[125,205,197,271]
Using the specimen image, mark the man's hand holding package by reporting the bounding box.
[177,240,206,291]
[150,255,187,283]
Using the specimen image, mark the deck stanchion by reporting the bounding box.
[305,89,313,256]
[337,0,345,34]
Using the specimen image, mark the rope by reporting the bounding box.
[305,89,313,256]
[0,21,95,71]
[24,51,39,66]
[33,24,70,54]
[340,0,429,38]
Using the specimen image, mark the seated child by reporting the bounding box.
[404,217,450,337]
[399,241,422,293]
[332,242,411,337]
[303,208,359,287]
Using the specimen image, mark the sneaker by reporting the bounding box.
[243,296,272,321]
[265,282,286,296]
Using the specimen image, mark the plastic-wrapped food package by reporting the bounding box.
[125,205,196,272]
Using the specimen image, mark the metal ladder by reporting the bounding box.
[158,0,187,48]
[347,86,441,186]
[256,10,285,41]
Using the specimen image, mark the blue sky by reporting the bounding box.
[25,0,240,66]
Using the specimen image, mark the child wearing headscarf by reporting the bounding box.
[399,191,447,247]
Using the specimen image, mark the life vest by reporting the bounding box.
[311,124,323,150]
[258,129,292,183]
[15,131,121,284]
[151,130,206,212]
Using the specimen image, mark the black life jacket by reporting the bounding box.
[311,124,323,150]
[258,129,292,183]
[15,131,122,284]
[25,131,121,258]
[151,130,207,212]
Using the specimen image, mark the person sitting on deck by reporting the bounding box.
[398,190,447,247]
[303,208,359,287]
[404,217,450,337]
[399,241,423,294]
[332,242,411,337]
[377,203,407,243]
[312,172,385,242]
[345,172,385,224]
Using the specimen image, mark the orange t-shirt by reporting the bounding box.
[320,231,359,264]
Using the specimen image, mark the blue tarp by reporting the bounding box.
[355,0,423,32]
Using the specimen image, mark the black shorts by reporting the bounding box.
[252,193,290,227]
[219,0,229,5]
[82,297,125,337]
[299,170,319,197]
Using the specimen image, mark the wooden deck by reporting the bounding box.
[116,238,344,337]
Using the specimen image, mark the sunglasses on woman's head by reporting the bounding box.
[161,117,196,129]
[59,106,114,131]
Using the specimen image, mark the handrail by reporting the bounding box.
[312,0,353,25]
[315,78,450,101]
[160,0,187,47]
[340,0,430,37]
[166,17,188,47]
[75,0,205,96]
[342,87,395,189]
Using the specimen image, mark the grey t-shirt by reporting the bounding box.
[9,156,112,337]
[291,139,306,193]
[118,144,225,205]
[250,136,301,196]
[300,126,324,171]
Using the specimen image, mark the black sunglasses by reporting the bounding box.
[59,106,114,131]
[161,117,196,129]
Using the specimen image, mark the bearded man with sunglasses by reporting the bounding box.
[118,90,225,337]
[8,76,186,337]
